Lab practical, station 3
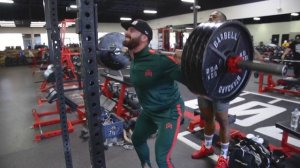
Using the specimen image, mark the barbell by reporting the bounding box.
[96,21,287,101]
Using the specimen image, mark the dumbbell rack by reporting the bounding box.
[258,73,300,96]
[100,73,139,120]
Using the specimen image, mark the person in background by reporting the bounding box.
[254,48,264,62]
[121,19,184,168]
[259,41,265,47]
[191,10,230,168]
[281,35,300,79]
[282,40,290,48]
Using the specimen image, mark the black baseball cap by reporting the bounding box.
[121,19,153,41]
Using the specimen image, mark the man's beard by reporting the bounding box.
[123,35,142,50]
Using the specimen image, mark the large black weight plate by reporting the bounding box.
[182,27,201,93]
[202,21,254,101]
[187,24,209,94]
[97,32,130,70]
[183,26,204,93]
[194,23,217,94]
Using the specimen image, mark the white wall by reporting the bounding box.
[147,0,300,29]
[150,29,158,49]
[148,0,300,48]
[247,20,300,45]
[0,23,121,50]
[0,34,24,50]
[0,23,122,34]
[0,0,300,50]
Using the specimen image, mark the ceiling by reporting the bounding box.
[0,0,299,27]
[0,0,265,26]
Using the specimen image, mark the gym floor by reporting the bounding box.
[0,66,299,168]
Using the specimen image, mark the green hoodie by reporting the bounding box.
[130,46,184,114]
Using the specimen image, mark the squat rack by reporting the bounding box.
[43,0,106,168]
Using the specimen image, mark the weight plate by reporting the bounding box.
[182,26,202,93]
[194,23,217,95]
[186,26,205,93]
[190,26,208,93]
[202,21,254,101]
[97,32,130,70]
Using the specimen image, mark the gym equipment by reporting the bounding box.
[70,1,291,167]
[96,21,287,101]
[269,120,300,157]
[43,64,55,82]
[258,57,300,96]
[271,58,300,63]
[258,73,300,96]
[181,21,287,101]
[97,32,130,70]
[126,93,141,109]
[32,88,86,142]
[46,87,57,103]
[43,0,73,167]
[101,73,140,120]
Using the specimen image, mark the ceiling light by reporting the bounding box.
[70,5,77,9]
[30,21,46,27]
[143,10,157,14]
[291,13,299,16]
[181,0,194,3]
[190,5,201,10]
[120,17,132,21]
[253,17,261,21]
[0,21,15,27]
[0,0,14,4]
[58,22,75,28]
[185,27,194,30]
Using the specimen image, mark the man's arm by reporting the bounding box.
[254,48,264,61]
[174,49,183,64]
[281,48,292,60]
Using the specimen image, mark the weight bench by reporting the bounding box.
[269,120,300,157]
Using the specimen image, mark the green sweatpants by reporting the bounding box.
[131,103,184,168]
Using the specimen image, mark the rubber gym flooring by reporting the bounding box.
[0,66,299,168]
